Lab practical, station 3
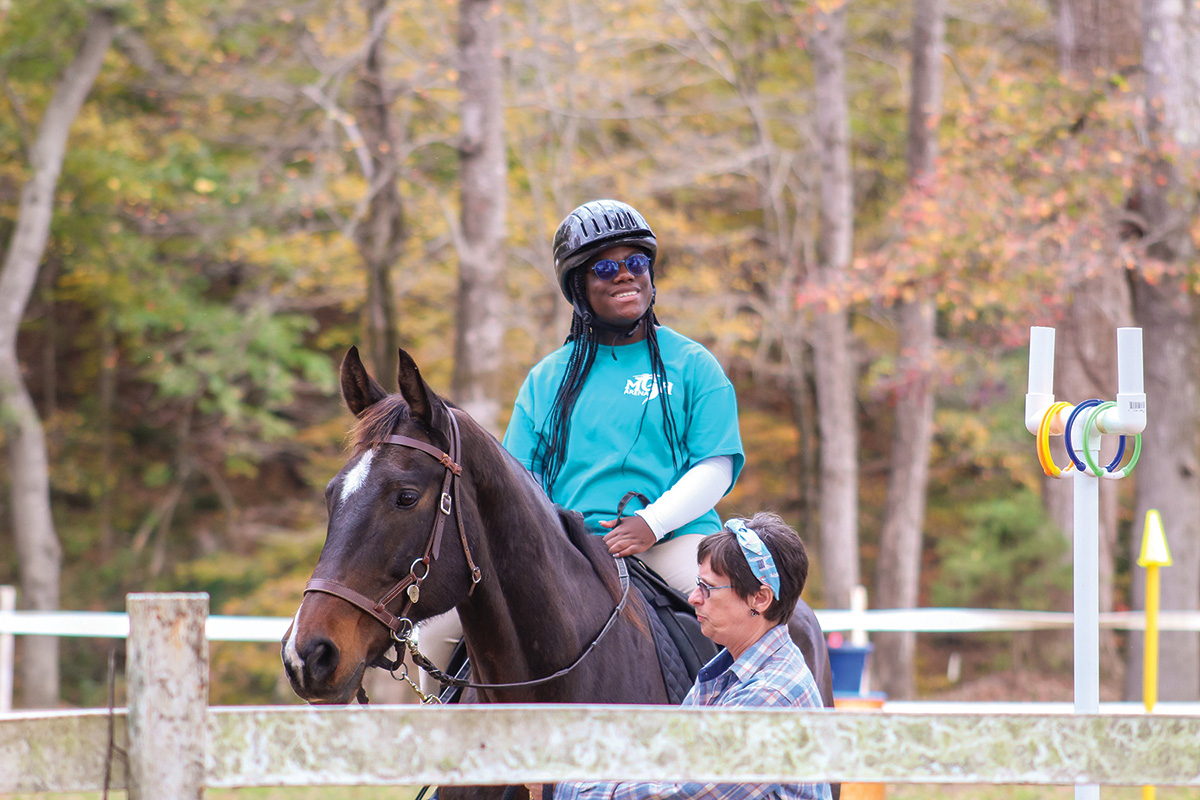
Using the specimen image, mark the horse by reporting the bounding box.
[282,346,836,799]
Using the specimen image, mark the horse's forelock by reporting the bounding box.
[350,394,414,450]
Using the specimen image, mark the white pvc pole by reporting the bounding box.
[849,585,869,648]
[1028,327,1056,395]
[1117,328,1144,395]
[1073,469,1100,800]
[1112,327,1148,436]
[0,586,14,714]
[1026,327,1057,434]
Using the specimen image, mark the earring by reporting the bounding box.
[750,609,759,617]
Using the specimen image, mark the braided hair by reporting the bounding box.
[531,267,682,496]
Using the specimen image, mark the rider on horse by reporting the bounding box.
[419,198,744,683]
[508,198,745,590]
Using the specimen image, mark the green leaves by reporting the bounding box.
[932,492,1071,611]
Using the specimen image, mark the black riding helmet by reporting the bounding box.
[553,199,658,305]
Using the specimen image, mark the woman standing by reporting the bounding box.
[552,512,833,800]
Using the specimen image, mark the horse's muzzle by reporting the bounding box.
[281,615,366,704]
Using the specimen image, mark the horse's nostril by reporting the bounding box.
[302,637,340,685]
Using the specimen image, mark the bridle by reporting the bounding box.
[304,410,481,646]
[302,407,632,698]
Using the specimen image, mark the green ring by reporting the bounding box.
[1117,431,1142,478]
[1081,401,1118,477]
[1081,401,1142,479]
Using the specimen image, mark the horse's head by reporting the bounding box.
[282,346,481,703]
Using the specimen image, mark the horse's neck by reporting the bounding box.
[461,424,565,563]
[455,423,608,685]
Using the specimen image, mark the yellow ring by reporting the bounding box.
[1037,401,1075,478]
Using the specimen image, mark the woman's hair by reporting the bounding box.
[697,512,809,624]
[530,266,681,495]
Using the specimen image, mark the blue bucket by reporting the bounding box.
[828,643,873,695]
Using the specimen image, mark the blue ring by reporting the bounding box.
[1064,399,1103,471]
[1105,428,1127,473]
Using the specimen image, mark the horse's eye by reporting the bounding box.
[395,489,420,509]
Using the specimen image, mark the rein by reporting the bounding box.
[303,408,634,699]
[402,556,632,692]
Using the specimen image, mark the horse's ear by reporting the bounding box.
[340,346,389,417]
[396,347,450,432]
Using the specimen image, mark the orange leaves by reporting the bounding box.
[845,68,1154,341]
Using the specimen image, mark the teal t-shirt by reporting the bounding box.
[502,326,745,537]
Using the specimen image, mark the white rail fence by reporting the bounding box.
[4,593,1200,798]
[5,585,1200,713]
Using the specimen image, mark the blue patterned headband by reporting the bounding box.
[723,518,781,598]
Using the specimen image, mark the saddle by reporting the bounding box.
[625,555,718,703]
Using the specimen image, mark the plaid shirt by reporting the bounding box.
[554,625,832,800]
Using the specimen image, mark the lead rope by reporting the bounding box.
[103,646,124,799]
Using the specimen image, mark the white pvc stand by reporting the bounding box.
[1026,327,1146,800]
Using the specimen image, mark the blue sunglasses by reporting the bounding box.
[590,252,651,281]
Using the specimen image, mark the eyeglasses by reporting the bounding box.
[694,576,733,600]
[590,252,651,281]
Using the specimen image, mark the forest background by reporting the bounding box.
[2,0,1198,710]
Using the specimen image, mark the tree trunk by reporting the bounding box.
[99,318,117,555]
[354,0,404,382]
[872,0,945,700]
[451,0,507,434]
[1126,0,1200,702]
[0,7,116,708]
[809,0,859,609]
[1054,0,1141,75]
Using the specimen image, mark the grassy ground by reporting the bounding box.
[7,786,1200,800]
[887,786,1200,799]
[1,789,420,800]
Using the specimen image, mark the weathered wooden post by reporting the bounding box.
[127,593,208,800]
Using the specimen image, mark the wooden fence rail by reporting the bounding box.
[4,594,1200,797]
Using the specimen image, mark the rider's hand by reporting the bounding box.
[600,514,657,557]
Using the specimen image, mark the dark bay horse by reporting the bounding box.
[282,346,835,798]
[283,345,666,709]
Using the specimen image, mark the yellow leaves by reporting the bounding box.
[814,0,847,15]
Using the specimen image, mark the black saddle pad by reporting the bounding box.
[626,556,718,703]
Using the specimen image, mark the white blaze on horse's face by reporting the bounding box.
[338,449,375,507]
[282,610,305,689]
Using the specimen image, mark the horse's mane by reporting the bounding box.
[555,506,623,603]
